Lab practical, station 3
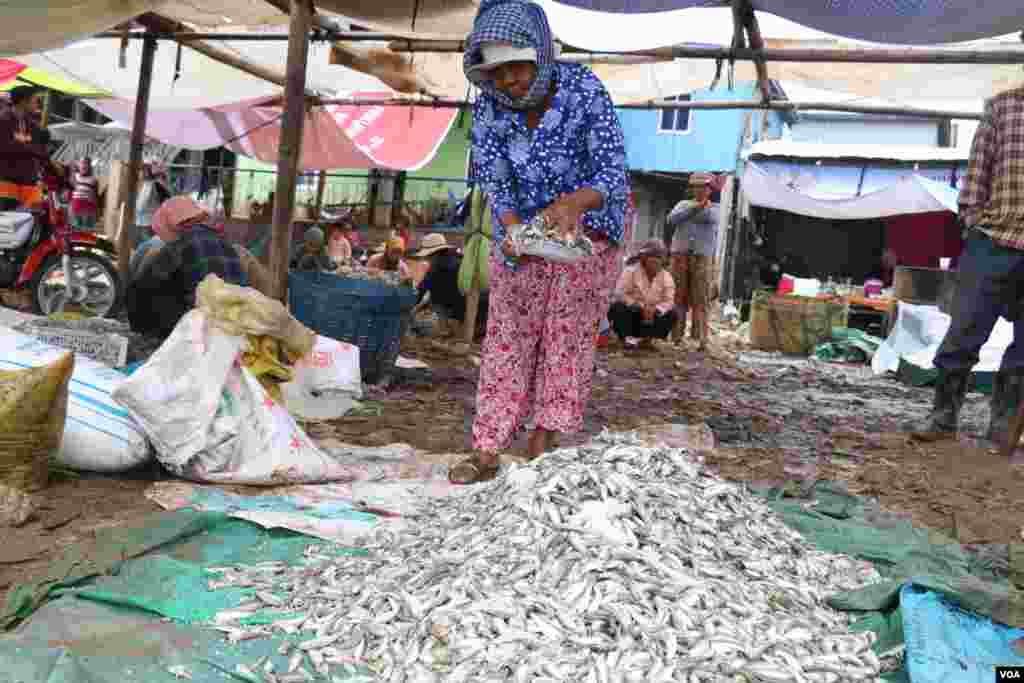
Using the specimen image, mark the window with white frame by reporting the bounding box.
[658,94,692,134]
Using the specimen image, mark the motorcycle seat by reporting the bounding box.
[0,212,35,250]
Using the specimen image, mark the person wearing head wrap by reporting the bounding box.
[452,0,629,483]
[667,172,721,349]
[608,239,676,349]
[292,225,337,272]
[126,195,246,339]
[367,236,411,279]
[0,85,49,210]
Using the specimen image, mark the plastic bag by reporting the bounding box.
[113,311,360,485]
[280,336,362,422]
[195,274,315,359]
[507,214,593,264]
[0,328,150,473]
[0,352,74,491]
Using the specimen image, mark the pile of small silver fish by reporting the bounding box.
[507,213,594,263]
[207,431,886,682]
[334,265,411,289]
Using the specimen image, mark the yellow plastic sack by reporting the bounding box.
[195,274,315,360]
[240,335,304,404]
[0,352,74,492]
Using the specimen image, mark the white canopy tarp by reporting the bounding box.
[7,1,1024,106]
[741,162,960,220]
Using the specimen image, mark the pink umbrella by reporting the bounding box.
[87,92,458,172]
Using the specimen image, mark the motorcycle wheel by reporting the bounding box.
[31,251,122,318]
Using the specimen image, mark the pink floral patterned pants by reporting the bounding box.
[472,241,620,454]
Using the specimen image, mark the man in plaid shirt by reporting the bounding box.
[913,86,1024,447]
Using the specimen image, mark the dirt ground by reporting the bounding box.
[2,330,1023,599]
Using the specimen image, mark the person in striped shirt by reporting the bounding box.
[71,157,99,230]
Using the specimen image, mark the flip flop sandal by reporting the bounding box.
[448,455,499,484]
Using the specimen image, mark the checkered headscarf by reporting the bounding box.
[463,0,557,111]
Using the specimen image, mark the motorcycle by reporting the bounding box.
[0,163,121,317]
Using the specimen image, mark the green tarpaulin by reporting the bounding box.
[754,480,1024,681]
[2,487,1022,682]
[814,327,884,364]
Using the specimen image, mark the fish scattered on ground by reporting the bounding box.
[208,430,887,682]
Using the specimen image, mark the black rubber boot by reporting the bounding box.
[910,369,970,442]
[986,369,1024,445]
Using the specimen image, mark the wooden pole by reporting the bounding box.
[739,2,773,103]
[388,39,1024,65]
[313,96,984,120]
[40,90,52,128]
[268,0,313,302]
[134,13,312,94]
[314,170,327,217]
[117,34,157,279]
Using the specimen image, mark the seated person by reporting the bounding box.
[869,247,899,288]
[129,234,164,279]
[291,226,337,272]
[609,239,676,348]
[325,221,354,267]
[367,236,411,279]
[126,195,247,339]
[410,233,490,337]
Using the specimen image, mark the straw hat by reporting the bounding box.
[688,172,713,187]
[412,233,453,258]
[373,236,406,254]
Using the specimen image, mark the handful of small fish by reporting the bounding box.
[208,431,887,682]
[507,213,594,264]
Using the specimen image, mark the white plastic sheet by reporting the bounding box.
[871,302,1012,376]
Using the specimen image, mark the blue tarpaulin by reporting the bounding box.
[901,584,1024,683]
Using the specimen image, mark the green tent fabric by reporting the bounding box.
[1,65,109,97]
[753,480,1024,677]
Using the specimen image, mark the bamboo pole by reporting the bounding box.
[134,13,313,94]
[313,96,983,120]
[314,170,327,217]
[117,33,157,280]
[92,29,1024,66]
[737,0,772,103]
[387,39,1024,65]
[268,0,314,302]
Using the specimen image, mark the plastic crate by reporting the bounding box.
[288,271,418,383]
